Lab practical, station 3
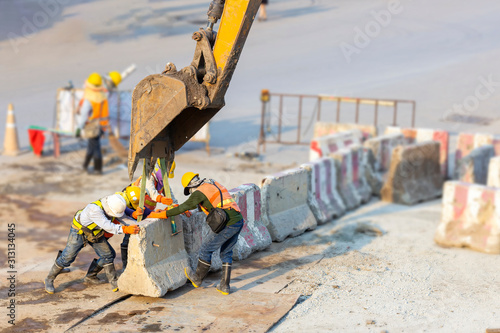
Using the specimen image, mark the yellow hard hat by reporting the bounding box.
[109,71,122,87]
[182,172,199,195]
[87,72,102,87]
[117,185,142,210]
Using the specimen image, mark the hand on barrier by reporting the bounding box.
[183,210,192,217]
[131,207,144,220]
[166,204,179,210]
[148,210,166,219]
[122,225,140,234]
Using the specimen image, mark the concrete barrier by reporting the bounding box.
[300,158,346,224]
[435,181,500,254]
[385,126,449,178]
[261,168,317,242]
[330,148,363,209]
[309,130,361,161]
[364,133,405,173]
[117,216,189,297]
[229,184,272,259]
[456,133,500,164]
[362,147,383,195]
[455,145,494,184]
[314,122,377,141]
[487,156,500,187]
[181,211,222,272]
[381,141,443,205]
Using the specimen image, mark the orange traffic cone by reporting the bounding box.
[3,104,20,156]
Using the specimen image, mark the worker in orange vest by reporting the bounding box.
[148,172,244,295]
[76,72,110,175]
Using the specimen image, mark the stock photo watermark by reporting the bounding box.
[8,0,71,54]
[340,0,406,64]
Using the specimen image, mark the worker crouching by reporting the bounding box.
[44,194,140,294]
[148,172,244,295]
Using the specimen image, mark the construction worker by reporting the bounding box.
[103,71,122,91]
[148,172,244,295]
[132,160,176,210]
[77,72,109,175]
[44,194,140,294]
[116,185,152,270]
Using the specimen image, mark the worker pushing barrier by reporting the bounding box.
[148,172,244,295]
[44,194,140,294]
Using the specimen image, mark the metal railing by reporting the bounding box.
[257,91,416,153]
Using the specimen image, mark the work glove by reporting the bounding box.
[75,128,81,138]
[167,204,192,217]
[147,210,167,219]
[156,195,173,206]
[131,207,144,220]
[122,225,140,234]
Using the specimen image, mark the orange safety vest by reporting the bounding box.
[196,181,240,215]
[89,100,109,128]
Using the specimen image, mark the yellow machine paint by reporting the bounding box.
[128,0,261,180]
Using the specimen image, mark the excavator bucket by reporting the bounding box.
[128,0,262,180]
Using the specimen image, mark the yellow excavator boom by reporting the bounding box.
[128,0,262,179]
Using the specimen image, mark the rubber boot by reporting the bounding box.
[93,157,103,175]
[121,246,128,271]
[184,259,211,288]
[44,263,64,294]
[216,263,231,295]
[56,250,70,274]
[83,153,92,172]
[83,258,105,284]
[103,263,119,292]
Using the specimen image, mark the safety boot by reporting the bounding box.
[103,263,119,292]
[216,263,232,295]
[184,258,211,288]
[56,250,70,273]
[93,157,103,175]
[121,246,128,270]
[44,263,64,294]
[83,258,105,284]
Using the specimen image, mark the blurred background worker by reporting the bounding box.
[44,194,140,294]
[76,72,109,175]
[148,172,244,295]
[103,71,122,91]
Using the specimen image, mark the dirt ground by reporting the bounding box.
[0,144,499,332]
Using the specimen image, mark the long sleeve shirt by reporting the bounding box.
[165,191,242,226]
[77,99,92,129]
[77,203,123,234]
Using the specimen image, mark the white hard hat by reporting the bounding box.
[102,194,126,218]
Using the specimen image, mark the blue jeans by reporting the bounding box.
[199,219,244,264]
[56,227,116,268]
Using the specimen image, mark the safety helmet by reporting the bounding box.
[102,194,126,217]
[87,72,102,87]
[118,185,143,210]
[108,71,122,87]
[182,172,199,195]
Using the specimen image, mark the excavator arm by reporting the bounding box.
[128,0,262,180]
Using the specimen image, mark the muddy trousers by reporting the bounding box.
[56,227,116,268]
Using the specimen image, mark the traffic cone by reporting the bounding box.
[3,104,20,156]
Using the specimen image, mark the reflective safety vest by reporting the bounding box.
[72,200,118,238]
[196,181,240,215]
[89,100,109,128]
